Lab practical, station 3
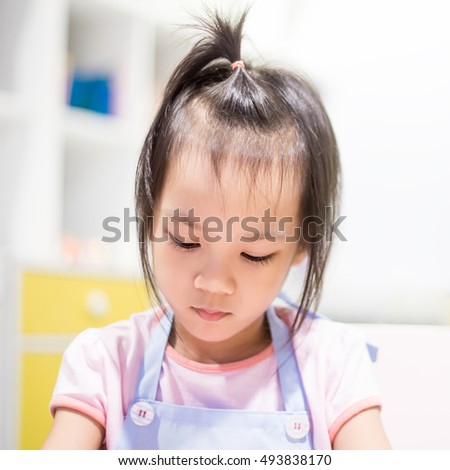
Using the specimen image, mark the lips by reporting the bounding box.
[192,307,230,322]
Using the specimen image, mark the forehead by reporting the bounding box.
[162,149,300,219]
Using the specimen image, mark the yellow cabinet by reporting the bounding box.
[20,353,63,450]
[22,271,150,333]
[19,270,149,449]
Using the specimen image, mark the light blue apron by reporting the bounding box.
[117,304,315,449]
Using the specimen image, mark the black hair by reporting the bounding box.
[135,9,340,332]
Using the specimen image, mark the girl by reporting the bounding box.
[43,11,391,450]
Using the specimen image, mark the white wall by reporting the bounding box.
[291,0,450,324]
[282,0,450,324]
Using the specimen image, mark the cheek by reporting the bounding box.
[152,243,176,284]
[152,242,194,290]
[257,255,296,290]
[237,263,284,298]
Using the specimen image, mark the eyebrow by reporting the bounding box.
[162,209,288,241]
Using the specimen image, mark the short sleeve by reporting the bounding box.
[50,328,111,428]
[324,323,382,441]
[48,311,155,449]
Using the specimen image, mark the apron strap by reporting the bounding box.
[136,307,173,400]
[266,306,311,413]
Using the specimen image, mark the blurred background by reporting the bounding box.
[0,0,449,449]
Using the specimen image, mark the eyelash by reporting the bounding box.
[168,234,274,266]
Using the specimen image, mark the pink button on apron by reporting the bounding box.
[286,413,310,440]
[130,402,155,426]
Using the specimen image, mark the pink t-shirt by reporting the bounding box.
[50,306,381,449]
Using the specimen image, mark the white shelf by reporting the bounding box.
[0,0,159,268]
[63,107,135,149]
[0,90,31,123]
[0,0,31,94]
[69,0,156,19]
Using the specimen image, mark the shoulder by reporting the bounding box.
[273,305,375,380]
[274,305,368,356]
[61,306,161,372]
[51,306,162,424]
[73,307,158,344]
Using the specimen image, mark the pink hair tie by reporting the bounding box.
[231,60,245,71]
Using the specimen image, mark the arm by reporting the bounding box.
[332,407,391,449]
[42,408,105,450]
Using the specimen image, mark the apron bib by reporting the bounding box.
[117,305,314,449]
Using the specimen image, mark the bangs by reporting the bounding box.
[167,99,305,206]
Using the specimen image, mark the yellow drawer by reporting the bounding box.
[20,352,63,449]
[22,271,150,333]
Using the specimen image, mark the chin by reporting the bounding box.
[191,326,237,344]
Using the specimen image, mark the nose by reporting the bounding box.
[194,259,236,295]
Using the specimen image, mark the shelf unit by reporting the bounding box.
[0,0,173,449]
[0,0,159,269]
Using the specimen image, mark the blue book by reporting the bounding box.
[69,71,113,115]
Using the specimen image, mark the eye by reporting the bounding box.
[169,233,200,251]
[241,252,274,266]
[169,232,274,265]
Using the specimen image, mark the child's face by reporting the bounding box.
[152,151,305,361]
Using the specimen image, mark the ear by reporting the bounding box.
[291,248,308,267]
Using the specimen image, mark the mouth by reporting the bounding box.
[192,307,231,322]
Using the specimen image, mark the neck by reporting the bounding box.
[169,315,271,364]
